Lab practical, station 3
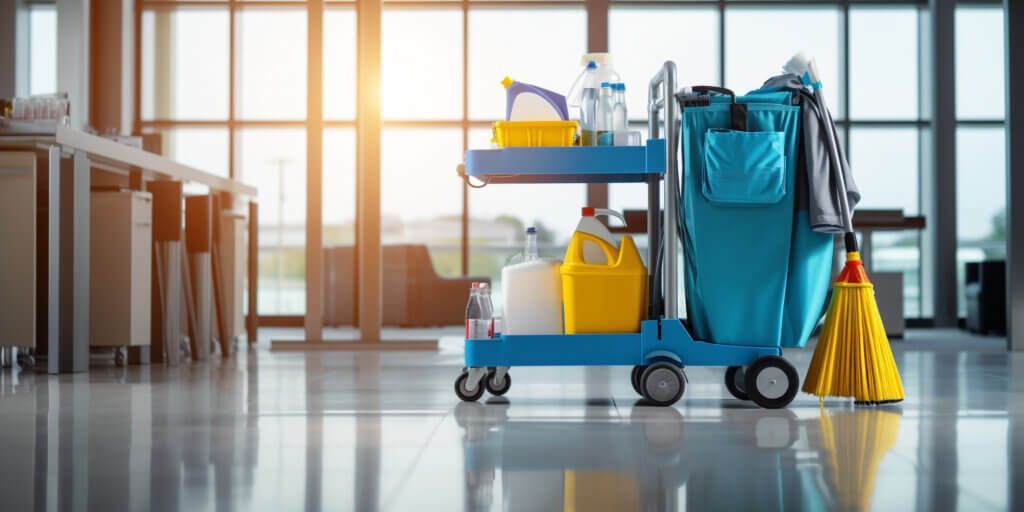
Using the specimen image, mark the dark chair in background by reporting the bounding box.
[964,260,1005,335]
[323,245,488,328]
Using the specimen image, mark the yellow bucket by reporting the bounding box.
[560,232,647,334]
[492,120,578,147]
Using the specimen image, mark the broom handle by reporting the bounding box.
[814,88,858,253]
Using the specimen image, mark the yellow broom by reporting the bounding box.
[786,54,904,404]
[803,239,905,403]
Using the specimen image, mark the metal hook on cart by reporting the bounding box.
[457,163,490,188]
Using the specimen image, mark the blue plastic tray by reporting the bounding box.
[463,139,665,184]
[465,319,780,368]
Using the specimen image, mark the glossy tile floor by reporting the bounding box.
[1,328,1022,511]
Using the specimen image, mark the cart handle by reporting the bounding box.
[690,85,736,101]
[648,62,680,319]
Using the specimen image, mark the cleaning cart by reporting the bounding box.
[455,62,805,409]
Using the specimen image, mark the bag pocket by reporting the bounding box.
[702,129,786,206]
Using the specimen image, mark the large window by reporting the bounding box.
[28,3,58,95]
[609,3,927,317]
[955,6,1006,314]
[848,6,923,317]
[380,7,464,280]
[141,1,357,316]
[138,0,991,324]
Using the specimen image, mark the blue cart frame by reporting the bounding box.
[456,62,801,408]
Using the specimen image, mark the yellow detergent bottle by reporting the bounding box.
[560,232,647,334]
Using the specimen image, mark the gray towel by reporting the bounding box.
[762,74,860,233]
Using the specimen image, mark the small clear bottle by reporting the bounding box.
[524,227,539,261]
[465,282,488,339]
[478,282,494,338]
[595,83,614,145]
[612,83,628,133]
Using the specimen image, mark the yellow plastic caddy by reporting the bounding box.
[492,120,578,147]
[560,232,647,334]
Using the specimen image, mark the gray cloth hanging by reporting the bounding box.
[762,74,860,233]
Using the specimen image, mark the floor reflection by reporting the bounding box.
[453,402,917,511]
[452,401,881,511]
[1,331,1023,511]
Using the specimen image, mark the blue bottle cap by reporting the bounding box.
[600,82,611,88]
[526,227,536,234]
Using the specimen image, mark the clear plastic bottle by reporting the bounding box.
[478,282,495,338]
[576,62,600,146]
[465,282,488,339]
[612,83,628,133]
[596,83,614,146]
[524,226,539,261]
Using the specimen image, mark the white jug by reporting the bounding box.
[501,259,563,335]
[501,227,563,335]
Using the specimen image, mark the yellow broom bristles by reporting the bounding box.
[803,252,905,403]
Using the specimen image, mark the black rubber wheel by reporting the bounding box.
[484,368,511,396]
[745,356,799,409]
[724,366,750,400]
[630,365,646,396]
[640,362,685,406]
[454,372,485,402]
[16,354,35,370]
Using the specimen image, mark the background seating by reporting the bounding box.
[323,245,489,328]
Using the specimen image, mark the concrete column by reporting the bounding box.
[89,0,134,134]
[1006,0,1024,351]
[585,0,609,211]
[0,0,29,98]
[306,0,324,343]
[927,0,958,326]
[357,0,382,343]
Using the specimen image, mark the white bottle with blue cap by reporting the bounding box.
[567,54,620,146]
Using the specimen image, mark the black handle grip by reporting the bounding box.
[691,85,736,100]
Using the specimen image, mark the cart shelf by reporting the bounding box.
[463,139,665,184]
[465,320,780,368]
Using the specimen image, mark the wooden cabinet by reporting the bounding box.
[0,152,37,349]
[90,191,153,347]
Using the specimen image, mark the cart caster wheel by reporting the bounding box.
[724,366,749,401]
[630,365,646,396]
[746,356,799,409]
[484,368,511,396]
[114,348,126,367]
[16,354,35,370]
[455,372,485,402]
[640,362,685,406]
